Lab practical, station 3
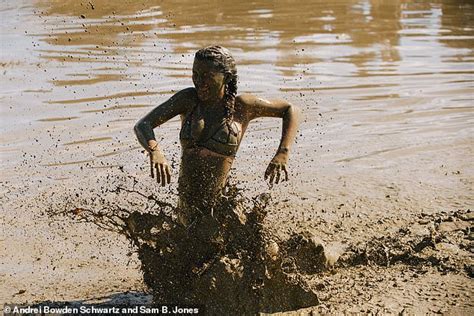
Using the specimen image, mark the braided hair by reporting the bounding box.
[195,46,238,128]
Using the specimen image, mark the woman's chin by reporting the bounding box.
[198,94,211,102]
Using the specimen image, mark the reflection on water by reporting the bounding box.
[0,0,473,182]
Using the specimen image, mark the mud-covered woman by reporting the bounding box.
[134,46,301,303]
[134,46,300,228]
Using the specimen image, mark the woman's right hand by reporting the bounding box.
[149,148,172,186]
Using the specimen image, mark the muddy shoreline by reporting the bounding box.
[2,171,472,314]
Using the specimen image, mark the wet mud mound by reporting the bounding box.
[338,209,473,275]
[124,192,330,315]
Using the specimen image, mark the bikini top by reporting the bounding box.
[179,104,242,157]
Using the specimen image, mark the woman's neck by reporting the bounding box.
[199,98,225,116]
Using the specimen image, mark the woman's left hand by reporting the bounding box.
[264,152,289,185]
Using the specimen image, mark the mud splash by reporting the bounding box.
[46,180,333,314]
[43,175,472,314]
[127,193,323,314]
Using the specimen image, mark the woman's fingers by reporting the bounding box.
[265,163,289,186]
[149,151,172,185]
[165,164,172,184]
[264,163,275,180]
[160,164,166,187]
[282,165,289,182]
[155,163,161,184]
[150,155,155,178]
[269,166,276,184]
[275,165,282,184]
[156,163,172,186]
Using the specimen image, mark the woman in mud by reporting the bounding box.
[134,46,300,226]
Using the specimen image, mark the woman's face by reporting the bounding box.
[192,59,226,103]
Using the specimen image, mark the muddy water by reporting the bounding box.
[1,0,473,312]
[1,0,472,195]
[1,0,472,194]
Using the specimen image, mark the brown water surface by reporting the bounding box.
[0,0,473,207]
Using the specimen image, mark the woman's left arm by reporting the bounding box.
[237,94,301,185]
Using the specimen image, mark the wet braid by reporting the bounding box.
[195,46,238,128]
[223,74,237,127]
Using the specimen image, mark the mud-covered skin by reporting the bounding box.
[135,88,300,195]
[179,101,242,157]
[132,47,303,311]
[176,151,232,223]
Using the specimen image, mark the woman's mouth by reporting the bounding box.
[197,87,210,98]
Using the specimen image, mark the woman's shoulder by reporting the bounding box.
[235,93,260,119]
[169,87,198,112]
[174,87,199,102]
[235,93,258,107]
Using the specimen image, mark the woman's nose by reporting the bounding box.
[196,78,209,88]
[193,74,203,84]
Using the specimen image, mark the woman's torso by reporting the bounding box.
[177,94,247,211]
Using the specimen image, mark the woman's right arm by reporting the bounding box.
[134,87,195,185]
